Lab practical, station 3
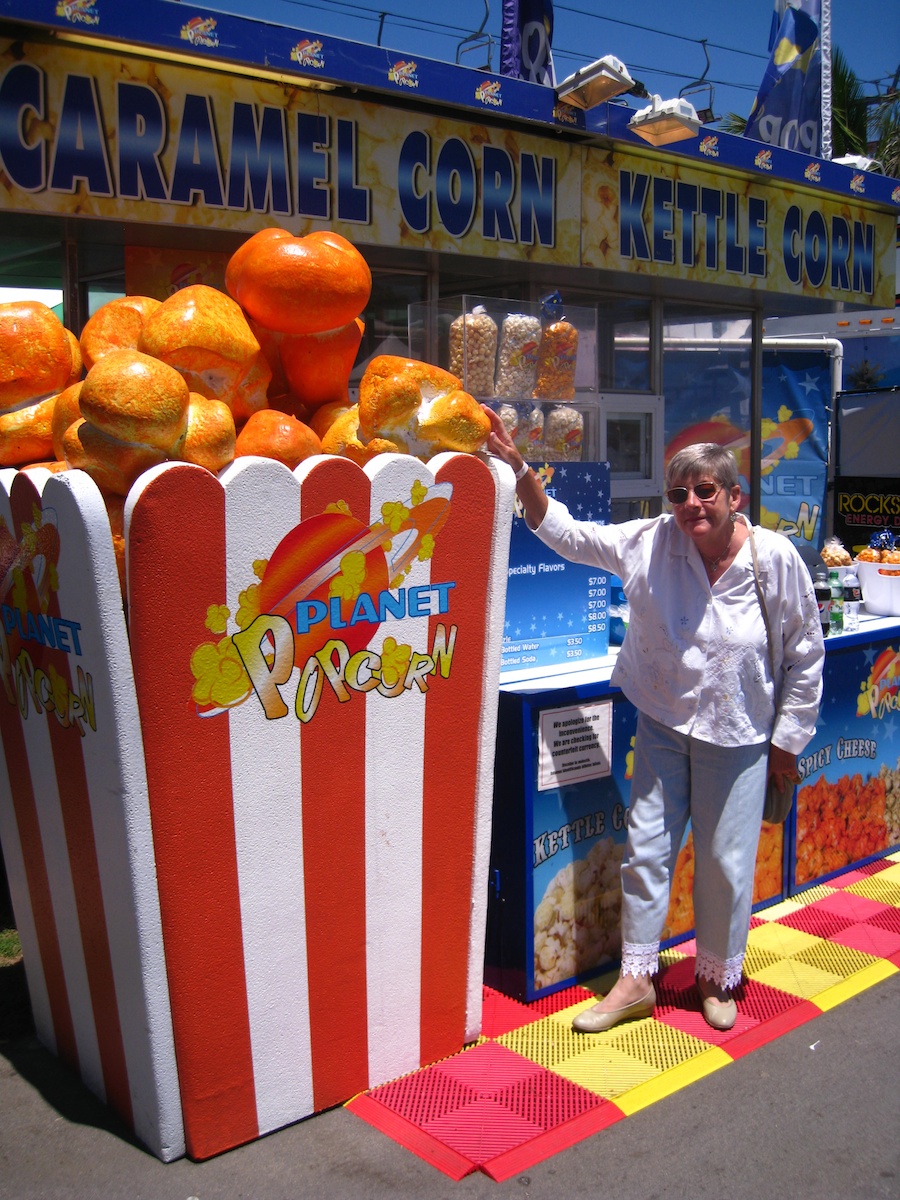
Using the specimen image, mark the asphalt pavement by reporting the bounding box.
[1,970,898,1200]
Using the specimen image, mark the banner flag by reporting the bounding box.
[499,0,555,86]
[745,0,822,155]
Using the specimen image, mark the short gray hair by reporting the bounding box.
[665,442,739,491]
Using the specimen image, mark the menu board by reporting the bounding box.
[500,462,611,682]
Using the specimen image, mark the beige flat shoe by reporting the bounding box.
[698,982,738,1031]
[572,986,656,1033]
[701,995,737,1030]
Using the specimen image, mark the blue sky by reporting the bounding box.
[195,0,898,123]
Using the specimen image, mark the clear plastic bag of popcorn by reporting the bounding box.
[448,305,497,397]
[493,402,520,441]
[542,404,583,461]
[533,293,578,400]
[534,320,579,400]
[821,536,852,567]
[494,312,541,397]
[513,403,544,458]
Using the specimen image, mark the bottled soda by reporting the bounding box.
[842,566,861,633]
[814,567,831,637]
[828,567,843,635]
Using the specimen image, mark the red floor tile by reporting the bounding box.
[806,890,891,922]
[828,921,900,958]
[350,864,900,1180]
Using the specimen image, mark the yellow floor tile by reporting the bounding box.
[812,960,898,1011]
[844,877,900,906]
[615,1048,732,1115]
[750,958,843,999]
[746,922,824,957]
[554,1044,660,1099]
[753,897,808,921]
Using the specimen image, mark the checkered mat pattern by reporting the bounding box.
[346,854,900,1182]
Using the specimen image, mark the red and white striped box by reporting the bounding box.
[0,451,513,1161]
[0,466,183,1161]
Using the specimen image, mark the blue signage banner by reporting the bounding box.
[745,0,822,155]
[499,0,555,86]
[501,462,611,681]
[662,347,830,551]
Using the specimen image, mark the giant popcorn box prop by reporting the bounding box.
[0,451,514,1161]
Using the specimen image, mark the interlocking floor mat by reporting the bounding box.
[347,854,900,1182]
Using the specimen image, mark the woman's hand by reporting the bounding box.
[480,404,549,529]
[768,743,800,789]
[481,404,522,471]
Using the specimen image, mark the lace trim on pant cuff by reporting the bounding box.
[620,941,659,979]
[695,946,745,990]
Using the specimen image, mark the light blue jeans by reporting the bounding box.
[620,711,769,989]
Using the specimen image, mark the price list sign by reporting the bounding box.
[501,462,611,681]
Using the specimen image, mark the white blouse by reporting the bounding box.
[533,499,825,753]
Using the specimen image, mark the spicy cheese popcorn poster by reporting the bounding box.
[125,451,513,1159]
[793,640,900,890]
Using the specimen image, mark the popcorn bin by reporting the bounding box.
[407,295,598,403]
[857,559,900,617]
[0,452,514,1160]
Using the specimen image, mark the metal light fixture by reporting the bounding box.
[833,155,883,173]
[628,94,701,146]
[556,54,635,110]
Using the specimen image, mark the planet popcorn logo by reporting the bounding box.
[291,39,325,69]
[180,16,219,48]
[857,647,900,721]
[850,172,866,195]
[699,135,719,158]
[56,0,99,24]
[475,81,503,107]
[388,60,419,88]
[553,103,580,126]
[754,149,773,171]
[804,162,822,183]
[190,478,457,723]
[0,505,95,735]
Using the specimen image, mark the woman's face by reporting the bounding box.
[668,474,741,545]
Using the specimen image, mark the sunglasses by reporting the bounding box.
[666,482,721,504]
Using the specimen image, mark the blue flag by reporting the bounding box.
[745,0,822,154]
[499,0,555,86]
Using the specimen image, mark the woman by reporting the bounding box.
[484,409,825,1031]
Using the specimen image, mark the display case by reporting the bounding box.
[487,674,789,1001]
[408,295,598,462]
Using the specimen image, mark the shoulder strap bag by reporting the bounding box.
[748,523,795,825]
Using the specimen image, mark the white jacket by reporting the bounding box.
[534,500,825,753]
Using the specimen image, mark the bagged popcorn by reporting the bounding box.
[494,312,541,397]
[533,291,578,400]
[448,305,497,397]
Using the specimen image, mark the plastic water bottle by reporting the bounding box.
[842,566,861,633]
[814,567,831,637]
[828,568,843,635]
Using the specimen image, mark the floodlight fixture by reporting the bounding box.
[628,94,702,146]
[833,154,883,173]
[556,54,635,110]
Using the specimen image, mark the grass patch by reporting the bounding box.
[0,926,21,964]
